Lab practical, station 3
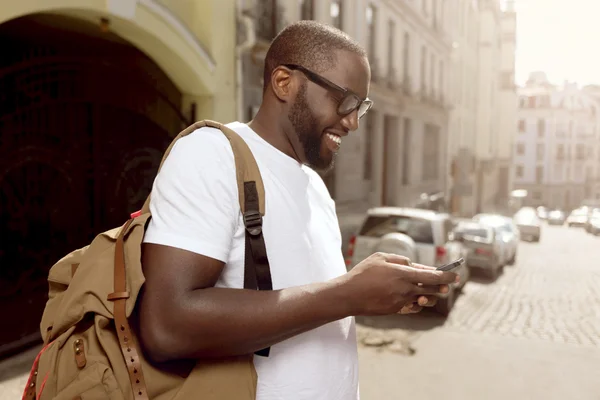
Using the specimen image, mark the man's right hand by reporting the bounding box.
[340,252,458,316]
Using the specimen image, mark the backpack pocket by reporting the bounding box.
[52,362,125,400]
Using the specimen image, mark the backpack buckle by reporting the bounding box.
[243,210,262,236]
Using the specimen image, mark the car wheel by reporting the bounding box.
[508,253,516,265]
[488,265,500,280]
[534,235,540,242]
[435,287,455,316]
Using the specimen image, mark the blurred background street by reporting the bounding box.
[1,0,600,399]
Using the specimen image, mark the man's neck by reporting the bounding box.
[248,109,301,162]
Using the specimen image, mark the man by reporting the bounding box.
[139,21,457,399]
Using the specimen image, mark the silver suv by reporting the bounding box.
[345,207,469,315]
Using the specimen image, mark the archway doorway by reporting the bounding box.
[0,13,190,357]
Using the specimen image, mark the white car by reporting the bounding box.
[514,207,542,242]
[346,207,469,315]
[567,208,590,227]
[472,214,520,265]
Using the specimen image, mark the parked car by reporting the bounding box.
[567,207,590,227]
[346,207,469,315]
[536,206,549,220]
[547,209,566,225]
[586,209,600,235]
[452,221,504,279]
[514,207,542,242]
[472,214,519,265]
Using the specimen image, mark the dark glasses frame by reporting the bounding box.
[283,64,373,119]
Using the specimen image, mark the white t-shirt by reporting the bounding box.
[143,122,359,400]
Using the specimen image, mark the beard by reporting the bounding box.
[288,83,335,172]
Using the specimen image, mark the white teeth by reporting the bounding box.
[327,133,342,145]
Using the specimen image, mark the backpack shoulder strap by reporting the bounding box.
[137,120,272,356]
[140,120,265,217]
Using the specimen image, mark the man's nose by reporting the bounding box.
[340,109,359,132]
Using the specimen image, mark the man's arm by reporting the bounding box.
[138,246,456,363]
[138,243,351,362]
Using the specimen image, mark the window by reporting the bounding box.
[537,119,545,137]
[501,72,514,89]
[576,144,585,160]
[300,0,314,20]
[403,32,410,83]
[516,142,525,155]
[528,96,536,108]
[518,119,526,132]
[438,60,444,101]
[402,118,411,185]
[366,5,376,61]
[421,46,427,93]
[557,144,565,160]
[430,54,435,97]
[359,215,434,244]
[388,19,395,76]
[516,165,524,178]
[330,0,342,29]
[555,165,563,181]
[537,144,545,161]
[422,124,440,180]
[536,166,544,183]
[586,166,594,181]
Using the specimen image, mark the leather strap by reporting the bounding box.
[108,219,149,400]
[242,181,273,357]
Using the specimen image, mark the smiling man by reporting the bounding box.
[139,21,457,400]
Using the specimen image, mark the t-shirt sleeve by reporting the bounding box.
[142,128,239,262]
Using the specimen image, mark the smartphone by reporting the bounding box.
[436,257,465,272]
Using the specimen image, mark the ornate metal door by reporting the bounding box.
[0,14,189,356]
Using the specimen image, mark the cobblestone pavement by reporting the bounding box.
[357,223,600,399]
[445,224,600,346]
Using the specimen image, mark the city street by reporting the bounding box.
[357,223,600,399]
[1,224,599,399]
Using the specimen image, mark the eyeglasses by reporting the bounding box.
[283,64,373,119]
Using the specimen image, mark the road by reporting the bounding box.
[357,223,600,400]
[1,224,599,400]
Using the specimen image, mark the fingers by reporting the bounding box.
[413,284,449,296]
[398,303,423,314]
[417,295,438,307]
[411,262,436,271]
[380,253,412,266]
[398,295,438,314]
[403,267,458,286]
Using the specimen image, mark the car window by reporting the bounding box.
[456,225,490,240]
[359,215,434,244]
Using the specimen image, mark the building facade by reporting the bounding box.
[238,0,452,209]
[446,0,517,217]
[513,72,600,210]
[0,0,238,354]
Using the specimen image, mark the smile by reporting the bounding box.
[325,132,342,146]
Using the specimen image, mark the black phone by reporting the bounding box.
[436,257,465,272]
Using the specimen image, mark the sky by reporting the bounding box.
[514,0,600,86]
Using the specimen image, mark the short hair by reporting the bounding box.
[263,21,367,91]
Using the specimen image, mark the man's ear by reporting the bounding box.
[270,66,295,102]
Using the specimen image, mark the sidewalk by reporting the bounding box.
[0,345,40,400]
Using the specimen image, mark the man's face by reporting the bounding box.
[286,51,371,171]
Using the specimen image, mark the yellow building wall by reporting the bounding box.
[0,0,238,123]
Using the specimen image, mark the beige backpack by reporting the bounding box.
[22,120,273,400]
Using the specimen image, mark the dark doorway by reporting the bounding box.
[0,14,189,357]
